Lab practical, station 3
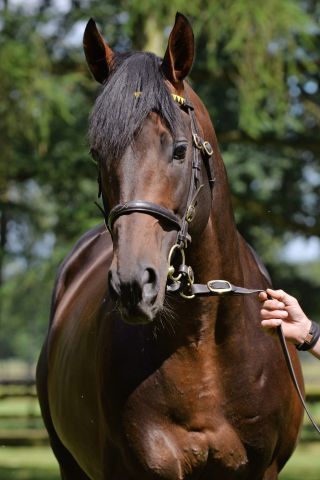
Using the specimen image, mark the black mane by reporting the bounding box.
[89,52,180,161]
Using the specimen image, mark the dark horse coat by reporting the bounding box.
[37,13,303,480]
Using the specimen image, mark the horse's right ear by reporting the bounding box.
[83,19,114,84]
[161,12,194,86]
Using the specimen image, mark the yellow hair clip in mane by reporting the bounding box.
[171,94,186,105]
[133,91,186,106]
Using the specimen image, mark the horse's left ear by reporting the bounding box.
[83,18,114,84]
[161,12,194,86]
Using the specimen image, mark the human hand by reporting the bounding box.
[259,288,311,345]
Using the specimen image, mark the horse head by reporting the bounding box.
[84,13,216,324]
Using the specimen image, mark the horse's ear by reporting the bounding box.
[162,12,194,86]
[83,18,114,84]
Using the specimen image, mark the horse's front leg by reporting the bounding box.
[261,462,278,480]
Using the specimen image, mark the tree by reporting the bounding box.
[0,0,319,362]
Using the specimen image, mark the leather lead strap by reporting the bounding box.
[277,325,320,435]
[190,282,263,296]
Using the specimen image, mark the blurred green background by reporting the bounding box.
[0,0,319,478]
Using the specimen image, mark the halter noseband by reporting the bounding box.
[107,200,182,232]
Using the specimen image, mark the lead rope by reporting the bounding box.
[276,324,320,435]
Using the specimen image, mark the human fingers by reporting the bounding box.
[266,289,297,306]
[259,291,268,302]
[260,308,288,320]
[261,318,282,328]
[261,299,285,311]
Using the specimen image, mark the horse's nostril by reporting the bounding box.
[141,268,155,285]
[142,267,159,303]
[108,265,159,313]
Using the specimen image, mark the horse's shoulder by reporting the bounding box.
[50,224,111,321]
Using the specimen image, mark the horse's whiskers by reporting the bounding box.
[157,301,177,336]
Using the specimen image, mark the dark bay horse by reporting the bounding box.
[37,13,304,480]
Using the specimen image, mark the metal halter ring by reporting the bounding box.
[167,244,186,281]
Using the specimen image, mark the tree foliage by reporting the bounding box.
[0,0,319,361]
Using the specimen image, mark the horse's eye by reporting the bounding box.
[173,143,187,161]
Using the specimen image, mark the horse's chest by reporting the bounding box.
[114,405,249,479]
[105,369,251,480]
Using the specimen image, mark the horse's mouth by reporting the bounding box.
[117,302,158,325]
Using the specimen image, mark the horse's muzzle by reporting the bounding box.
[108,264,160,324]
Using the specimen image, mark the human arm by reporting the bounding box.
[259,288,320,360]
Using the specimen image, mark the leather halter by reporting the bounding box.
[103,91,260,298]
[106,92,214,250]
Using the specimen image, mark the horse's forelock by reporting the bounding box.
[89,52,180,161]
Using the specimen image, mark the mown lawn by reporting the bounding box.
[0,443,319,480]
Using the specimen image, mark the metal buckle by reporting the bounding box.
[203,141,213,157]
[207,280,232,294]
[186,205,195,223]
[192,133,203,150]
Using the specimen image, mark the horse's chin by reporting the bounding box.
[119,302,160,325]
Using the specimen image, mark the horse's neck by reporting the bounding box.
[192,170,243,285]
[171,171,247,344]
